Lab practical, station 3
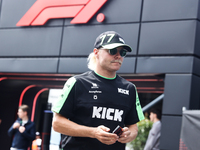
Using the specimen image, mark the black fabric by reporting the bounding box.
[54,71,143,150]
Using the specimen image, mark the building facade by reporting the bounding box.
[0,0,200,149]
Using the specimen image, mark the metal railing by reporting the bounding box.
[142,94,164,112]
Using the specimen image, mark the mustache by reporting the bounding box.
[111,60,122,64]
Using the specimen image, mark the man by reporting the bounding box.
[144,108,162,150]
[8,104,35,150]
[52,31,144,150]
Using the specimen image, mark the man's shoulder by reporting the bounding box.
[27,120,35,125]
[74,71,92,78]
[117,75,135,86]
[153,121,162,130]
[73,71,94,81]
[156,120,162,127]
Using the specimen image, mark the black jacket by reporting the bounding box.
[8,118,36,149]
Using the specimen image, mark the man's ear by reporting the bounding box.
[93,48,99,59]
[24,111,28,116]
[93,48,98,54]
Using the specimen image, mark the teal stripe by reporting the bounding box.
[52,77,76,113]
[134,85,145,121]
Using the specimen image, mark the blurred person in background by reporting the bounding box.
[8,104,35,150]
[32,132,42,150]
[144,108,162,150]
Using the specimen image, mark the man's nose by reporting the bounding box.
[114,50,121,57]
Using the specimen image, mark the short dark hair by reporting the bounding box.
[150,108,162,120]
[19,104,29,116]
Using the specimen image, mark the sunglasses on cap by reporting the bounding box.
[107,48,127,57]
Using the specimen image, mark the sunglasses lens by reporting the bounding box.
[120,49,127,57]
[108,48,127,57]
[109,48,118,55]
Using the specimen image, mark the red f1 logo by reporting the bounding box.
[16,0,107,26]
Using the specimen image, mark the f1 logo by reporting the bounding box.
[16,0,107,26]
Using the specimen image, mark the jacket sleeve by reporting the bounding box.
[8,121,17,137]
[21,122,36,141]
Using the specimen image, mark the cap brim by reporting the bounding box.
[101,43,132,52]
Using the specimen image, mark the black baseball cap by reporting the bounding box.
[94,31,132,52]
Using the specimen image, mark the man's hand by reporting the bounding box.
[117,124,138,143]
[19,126,26,133]
[117,127,132,143]
[13,122,20,129]
[94,125,118,145]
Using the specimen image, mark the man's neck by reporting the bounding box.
[94,69,116,78]
[21,116,28,121]
[153,118,160,123]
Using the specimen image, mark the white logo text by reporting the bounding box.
[118,88,129,95]
[92,106,123,122]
